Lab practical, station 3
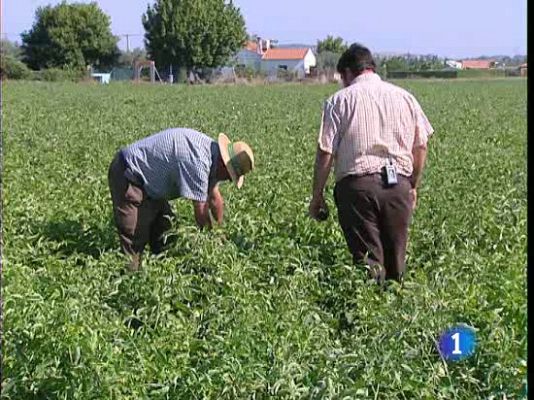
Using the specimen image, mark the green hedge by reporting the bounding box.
[387,70,458,79]
[457,69,506,78]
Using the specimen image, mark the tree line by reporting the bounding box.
[1,2,526,81]
[1,0,247,80]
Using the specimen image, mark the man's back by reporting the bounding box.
[122,128,219,201]
[320,72,433,181]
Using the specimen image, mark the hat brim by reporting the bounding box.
[218,133,244,189]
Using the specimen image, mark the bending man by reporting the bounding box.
[108,128,254,271]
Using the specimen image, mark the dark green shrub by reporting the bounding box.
[0,56,33,80]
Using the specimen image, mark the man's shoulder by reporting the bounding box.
[326,85,354,107]
[380,80,417,100]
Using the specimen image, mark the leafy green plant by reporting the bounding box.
[2,79,527,399]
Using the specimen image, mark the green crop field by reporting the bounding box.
[1,79,527,399]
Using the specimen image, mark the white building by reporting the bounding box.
[445,60,463,69]
[260,48,316,78]
[235,38,317,78]
[91,73,111,84]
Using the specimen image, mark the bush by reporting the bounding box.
[0,56,33,80]
[276,68,297,82]
[35,68,85,82]
[235,65,258,80]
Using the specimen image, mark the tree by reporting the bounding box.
[0,40,32,80]
[1,39,23,60]
[142,0,247,75]
[316,51,340,72]
[21,1,120,70]
[117,47,148,67]
[316,35,348,54]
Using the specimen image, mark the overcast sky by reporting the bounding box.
[1,0,527,58]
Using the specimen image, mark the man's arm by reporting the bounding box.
[309,146,333,220]
[411,145,427,190]
[410,124,429,210]
[208,185,224,225]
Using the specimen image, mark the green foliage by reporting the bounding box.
[34,67,86,82]
[316,51,342,72]
[142,0,247,72]
[458,69,506,78]
[21,1,120,70]
[2,80,527,398]
[116,48,148,68]
[316,35,347,54]
[381,55,445,72]
[387,70,458,79]
[0,56,33,80]
[234,65,257,80]
[1,39,23,60]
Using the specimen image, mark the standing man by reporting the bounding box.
[309,43,434,284]
[108,128,254,271]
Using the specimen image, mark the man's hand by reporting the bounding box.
[409,188,417,210]
[193,201,211,229]
[309,194,329,221]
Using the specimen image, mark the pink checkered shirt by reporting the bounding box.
[318,72,434,182]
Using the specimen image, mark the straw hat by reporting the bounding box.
[218,133,254,189]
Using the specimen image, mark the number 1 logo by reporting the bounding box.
[438,324,476,361]
[451,332,462,355]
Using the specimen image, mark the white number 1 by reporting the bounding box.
[452,333,462,354]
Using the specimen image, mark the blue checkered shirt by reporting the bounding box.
[121,128,220,202]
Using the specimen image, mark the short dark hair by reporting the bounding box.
[337,43,376,75]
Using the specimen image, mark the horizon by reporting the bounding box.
[1,0,527,59]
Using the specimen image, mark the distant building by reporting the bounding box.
[235,38,317,78]
[260,48,316,78]
[235,38,272,70]
[461,60,496,69]
[91,73,111,84]
[445,60,462,69]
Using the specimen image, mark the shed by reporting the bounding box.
[260,48,316,77]
[91,73,111,84]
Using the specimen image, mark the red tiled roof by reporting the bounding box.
[461,60,494,69]
[262,48,309,60]
[244,41,259,52]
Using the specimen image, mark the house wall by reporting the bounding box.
[303,50,317,73]
[235,50,261,70]
[260,59,303,75]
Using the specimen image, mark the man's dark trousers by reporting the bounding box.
[108,151,174,270]
[334,173,413,283]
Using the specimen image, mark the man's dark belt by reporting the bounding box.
[340,172,413,187]
[119,150,144,188]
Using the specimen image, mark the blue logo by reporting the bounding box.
[437,324,477,361]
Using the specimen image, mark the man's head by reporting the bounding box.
[337,43,376,87]
[217,134,254,188]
